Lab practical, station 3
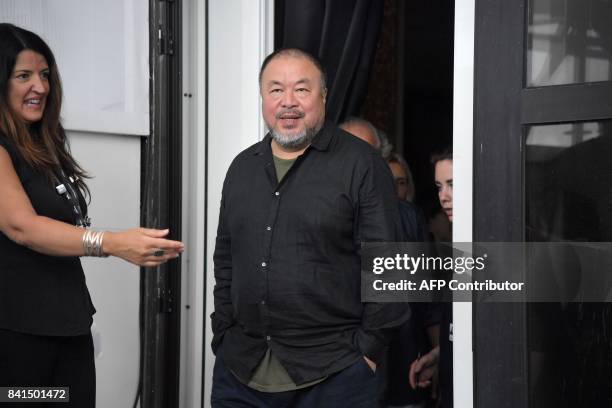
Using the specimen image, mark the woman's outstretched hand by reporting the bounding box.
[103,228,184,267]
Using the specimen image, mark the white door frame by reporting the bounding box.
[453,0,475,407]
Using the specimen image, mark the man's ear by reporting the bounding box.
[322,88,327,104]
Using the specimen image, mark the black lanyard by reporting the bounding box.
[55,169,90,228]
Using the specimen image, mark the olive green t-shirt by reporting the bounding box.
[273,155,296,182]
[247,349,327,392]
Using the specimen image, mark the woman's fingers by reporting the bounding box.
[108,227,184,266]
[144,246,183,262]
[141,252,180,267]
[147,249,181,260]
[140,228,170,238]
[140,236,183,266]
[158,240,184,251]
[141,229,184,252]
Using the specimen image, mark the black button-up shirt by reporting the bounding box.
[211,123,411,385]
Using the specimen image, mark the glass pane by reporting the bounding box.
[525,121,612,407]
[527,0,612,87]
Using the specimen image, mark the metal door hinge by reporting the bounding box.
[157,26,175,56]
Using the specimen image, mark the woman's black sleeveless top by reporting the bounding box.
[0,135,95,336]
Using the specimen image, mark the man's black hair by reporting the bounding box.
[259,47,327,90]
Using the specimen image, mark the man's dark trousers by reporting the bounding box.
[211,346,378,408]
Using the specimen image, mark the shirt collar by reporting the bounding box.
[253,134,272,156]
[309,122,333,151]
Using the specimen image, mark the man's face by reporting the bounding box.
[261,55,326,149]
[389,161,410,201]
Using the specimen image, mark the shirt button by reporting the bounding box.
[261,300,266,305]
[261,262,267,267]
[266,335,271,341]
[266,226,271,231]
[275,191,280,196]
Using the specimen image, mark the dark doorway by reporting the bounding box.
[361,0,455,221]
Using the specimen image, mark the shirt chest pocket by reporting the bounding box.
[289,191,354,236]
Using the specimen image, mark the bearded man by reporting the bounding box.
[210,48,410,407]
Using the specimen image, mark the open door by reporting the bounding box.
[474,0,612,406]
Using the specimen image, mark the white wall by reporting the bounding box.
[0,0,149,135]
[68,132,142,408]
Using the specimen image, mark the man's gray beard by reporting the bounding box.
[270,126,318,150]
